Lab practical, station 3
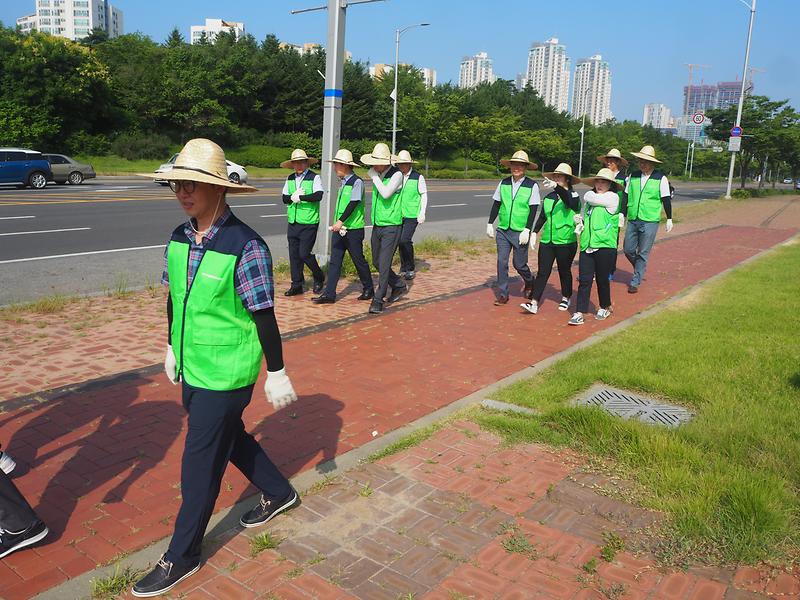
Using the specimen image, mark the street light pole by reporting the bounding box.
[577,87,590,177]
[391,23,429,155]
[725,0,757,198]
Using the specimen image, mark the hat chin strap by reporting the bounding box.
[189,193,224,239]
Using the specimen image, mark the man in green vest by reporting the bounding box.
[361,142,407,314]
[623,145,674,294]
[281,149,325,297]
[133,139,299,597]
[311,148,374,303]
[486,150,541,305]
[597,148,629,281]
[394,150,428,280]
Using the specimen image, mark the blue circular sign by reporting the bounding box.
[730,126,743,137]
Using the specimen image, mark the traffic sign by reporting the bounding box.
[728,137,742,152]
[692,113,705,125]
[730,126,743,137]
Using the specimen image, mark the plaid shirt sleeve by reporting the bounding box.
[235,239,274,312]
[161,242,170,287]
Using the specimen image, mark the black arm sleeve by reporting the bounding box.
[618,191,628,216]
[252,308,284,372]
[526,204,537,230]
[338,200,358,223]
[282,194,292,205]
[299,190,324,203]
[661,196,673,219]
[533,209,546,233]
[554,186,580,212]
[488,200,500,224]
[167,294,173,344]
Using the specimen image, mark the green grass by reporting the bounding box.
[90,564,143,599]
[476,242,800,565]
[75,155,163,175]
[249,531,282,556]
[1,293,76,316]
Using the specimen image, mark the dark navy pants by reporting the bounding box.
[323,228,373,298]
[398,217,419,273]
[0,470,37,532]
[287,222,324,287]
[166,382,292,567]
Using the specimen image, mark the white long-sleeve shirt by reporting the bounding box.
[403,171,428,219]
[369,168,404,199]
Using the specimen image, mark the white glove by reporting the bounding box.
[573,214,584,225]
[164,345,179,384]
[417,213,426,224]
[486,223,494,238]
[541,178,556,191]
[519,228,530,246]
[574,222,584,235]
[290,189,302,203]
[264,368,297,410]
[665,218,674,233]
[338,226,347,237]
[618,213,626,228]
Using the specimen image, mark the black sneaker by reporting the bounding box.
[0,520,49,559]
[357,289,374,301]
[368,301,384,314]
[403,270,416,280]
[312,279,325,294]
[387,285,408,303]
[311,294,335,304]
[132,555,200,597]
[240,488,299,528]
[284,286,304,297]
[0,451,16,475]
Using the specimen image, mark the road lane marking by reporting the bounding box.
[260,214,286,218]
[0,244,166,264]
[430,203,468,207]
[0,227,90,237]
[231,203,277,208]
[473,194,493,197]
[0,215,35,220]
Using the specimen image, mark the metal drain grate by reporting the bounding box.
[573,384,694,428]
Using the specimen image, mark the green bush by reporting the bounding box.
[731,188,752,199]
[110,132,172,160]
[65,131,110,155]
[430,168,497,179]
[277,132,321,158]
[227,145,291,168]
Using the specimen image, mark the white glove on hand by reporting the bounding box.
[618,213,626,228]
[541,178,556,191]
[519,228,531,246]
[665,218,674,233]
[290,189,302,203]
[573,214,584,225]
[574,222,584,235]
[417,213,426,224]
[164,345,179,384]
[486,223,494,238]
[338,226,347,237]
[264,368,297,410]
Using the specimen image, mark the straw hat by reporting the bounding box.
[596,148,629,167]
[280,148,319,169]
[360,142,394,166]
[394,149,417,164]
[542,162,581,185]
[326,148,359,167]
[139,138,256,193]
[500,150,538,170]
[630,145,662,164]
[581,167,622,192]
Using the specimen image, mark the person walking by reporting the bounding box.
[394,150,428,280]
[623,145,673,294]
[487,150,540,305]
[597,149,628,280]
[281,149,326,297]
[133,139,299,597]
[361,143,407,315]
[311,148,374,304]
[520,162,580,314]
[0,451,49,559]
[568,168,621,325]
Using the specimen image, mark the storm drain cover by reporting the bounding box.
[573,384,694,428]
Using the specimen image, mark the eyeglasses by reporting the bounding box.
[169,180,196,194]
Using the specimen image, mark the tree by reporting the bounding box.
[525,129,570,173]
[482,107,525,173]
[445,116,487,176]
[164,27,185,48]
[397,88,461,174]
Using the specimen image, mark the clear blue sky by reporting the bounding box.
[2,0,797,122]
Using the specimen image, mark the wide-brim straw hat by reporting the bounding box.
[360,142,395,166]
[500,150,538,170]
[542,162,581,185]
[581,167,622,191]
[280,148,319,169]
[138,138,256,193]
[394,149,417,164]
[596,148,629,167]
[326,148,359,167]
[630,145,662,164]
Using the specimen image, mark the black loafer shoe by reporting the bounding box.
[387,285,408,304]
[403,271,416,280]
[240,488,299,528]
[357,289,374,301]
[312,279,325,294]
[627,285,639,294]
[132,555,200,597]
[368,301,383,314]
[312,295,335,304]
[0,519,48,559]
[284,286,304,297]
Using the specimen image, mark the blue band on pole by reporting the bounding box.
[324,89,343,97]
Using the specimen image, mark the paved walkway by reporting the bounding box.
[0,196,798,599]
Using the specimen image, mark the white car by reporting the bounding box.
[155,153,248,185]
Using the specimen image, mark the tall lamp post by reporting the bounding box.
[577,87,590,177]
[391,22,429,154]
[725,0,757,198]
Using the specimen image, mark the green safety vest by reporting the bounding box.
[498,176,534,232]
[167,219,263,391]
[580,203,619,251]
[372,166,403,226]
[540,190,577,245]
[627,171,664,223]
[335,174,365,229]
[287,171,320,225]
[400,171,422,219]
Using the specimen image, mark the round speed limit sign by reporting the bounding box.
[692,113,705,125]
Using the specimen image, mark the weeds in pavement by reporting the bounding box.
[501,533,538,559]
[250,531,282,556]
[600,532,625,562]
[90,564,143,599]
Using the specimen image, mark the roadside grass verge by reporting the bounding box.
[90,564,143,599]
[0,293,76,317]
[477,241,800,565]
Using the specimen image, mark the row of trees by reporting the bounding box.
[1,24,798,182]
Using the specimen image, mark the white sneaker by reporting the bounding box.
[568,312,584,326]
[520,300,538,314]
[596,308,613,320]
[558,297,571,311]
[0,452,16,475]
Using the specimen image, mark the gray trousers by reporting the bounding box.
[623,220,659,287]
[371,225,403,303]
[495,227,533,298]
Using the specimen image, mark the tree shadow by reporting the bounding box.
[789,372,800,390]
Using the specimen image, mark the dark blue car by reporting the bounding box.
[0,148,53,189]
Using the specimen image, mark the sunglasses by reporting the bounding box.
[169,180,196,194]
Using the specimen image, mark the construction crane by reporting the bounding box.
[746,66,766,93]
[684,63,712,116]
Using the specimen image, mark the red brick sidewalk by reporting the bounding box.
[0,223,795,599]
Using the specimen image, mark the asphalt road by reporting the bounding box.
[0,176,739,304]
